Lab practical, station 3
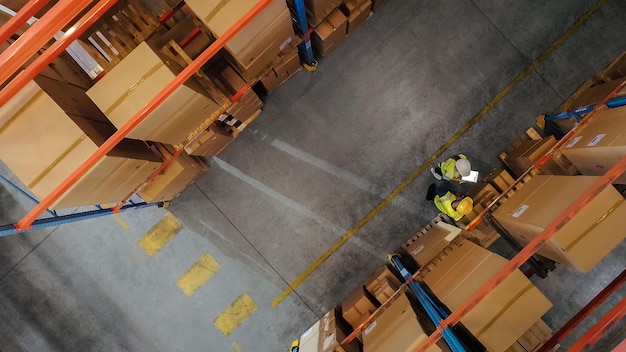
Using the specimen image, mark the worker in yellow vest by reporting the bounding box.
[426,184,474,221]
[430,154,471,183]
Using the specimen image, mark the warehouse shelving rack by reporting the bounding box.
[0,1,624,350]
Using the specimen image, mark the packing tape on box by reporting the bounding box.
[564,197,624,251]
[475,283,535,338]
[105,62,164,116]
[28,134,88,189]
[0,89,45,135]
[203,0,230,25]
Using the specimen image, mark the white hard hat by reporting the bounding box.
[456,158,471,176]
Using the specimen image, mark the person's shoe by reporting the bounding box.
[431,168,442,180]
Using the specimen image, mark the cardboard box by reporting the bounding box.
[185,123,236,157]
[87,42,222,145]
[342,286,377,329]
[299,307,360,352]
[566,77,626,109]
[260,47,302,92]
[492,175,626,272]
[287,0,345,27]
[421,240,552,352]
[402,222,462,267]
[139,150,207,203]
[362,294,441,352]
[341,0,371,16]
[484,168,516,193]
[560,105,626,183]
[364,265,402,303]
[311,8,348,57]
[343,1,372,35]
[0,79,161,209]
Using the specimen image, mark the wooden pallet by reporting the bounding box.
[78,0,161,72]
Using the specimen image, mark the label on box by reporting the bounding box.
[565,136,582,148]
[587,134,606,147]
[280,37,293,51]
[411,245,425,255]
[301,326,314,338]
[364,321,377,335]
[512,204,530,218]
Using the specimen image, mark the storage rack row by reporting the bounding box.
[0,2,623,351]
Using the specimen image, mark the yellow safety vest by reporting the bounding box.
[439,155,467,180]
[434,191,463,221]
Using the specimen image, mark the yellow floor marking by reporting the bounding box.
[232,342,244,352]
[271,0,608,308]
[101,204,129,231]
[176,252,221,296]
[139,212,183,256]
[214,293,258,336]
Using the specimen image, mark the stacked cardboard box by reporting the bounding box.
[340,0,373,35]
[361,294,442,352]
[311,8,348,57]
[500,133,578,178]
[186,0,297,81]
[289,0,345,27]
[341,286,377,330]
[560,105,626,184]
[505,320,553,352]
[86,42,223,145]
[492,175,626,272]
[364,265,402,305]
[298,307,361,352]
[260,47,302,92]
[139,146,208,203]
[484,168,516,193]
[0,78,161,209]
[402,222,463,268]
[420,240,553,352]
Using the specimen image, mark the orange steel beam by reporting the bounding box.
[15,0,273,230]
[414,155,626,352]
[567,296,626,352]
[0,0,93,88]
[0,0,118,109]
[0,0,49,44]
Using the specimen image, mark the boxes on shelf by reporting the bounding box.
[86,42,223,145]
[260,47,302,92]
[420,240,552,352]
[212,65,264,132]
[361,294,441,352]
[402,222,462,268]
[287,0,345,27]
[500,134,577,177]
[342,286,377,329]
[184,123,236,157]
[148,16,213,61]
[0,78,161,209]
[341,0,372,35]
[560,105,626,184]
[484,168,516,193]
[561,77,626,111]
[364,265,402,304]
[505,319,553,352]
[298,307,360,352]
[139,146,207,203]
[186,0,297,81]
[492,175,626,272]
[311,8,348,57]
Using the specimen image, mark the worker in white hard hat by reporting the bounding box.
[430,154,471,183]
[426,184,474,221]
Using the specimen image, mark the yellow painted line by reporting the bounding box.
[101,204,129,231]
[214,293,258,336]
[271,0,609,308]
[176,252,221,296]
[139,212,183,256]
[232,342,244,352]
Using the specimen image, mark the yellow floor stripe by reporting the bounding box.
[214,293,258,336]
[101,204,129,231]
[176,252,221,296]
[271,0,608,308]
[139,212,183,256]
[232,342,244,352]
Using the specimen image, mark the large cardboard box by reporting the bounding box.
[299,307,360,352]
[139,150,207,203]
[87,42,222,145]
[260,47,302,92]
[185,123,236,157]
[560,105,626,183]
[421,240,552,352]
[311,8,348,57]
[566,77,626,109]
[362,294,441,352]
[492,175,626,272]
[364,265,402,304]
[342,286,377,329]
[484,168,516,193]
[402,222,462,267]
[0,79,161,209]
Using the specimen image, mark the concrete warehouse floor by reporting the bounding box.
[0,0,625,351]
